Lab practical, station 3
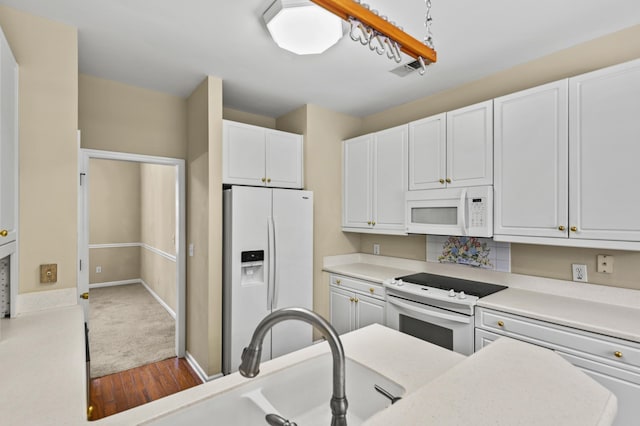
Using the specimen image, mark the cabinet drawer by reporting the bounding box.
[476,308,640,370]
[330,275,384,299]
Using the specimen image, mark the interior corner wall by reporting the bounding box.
[79,73,187,160]
[0,6,78,294]
[88,159,141,285]
[357,24,640,290]
[186,78,211,374]
[207,76,224,377]
[223,107,276,129]
[276,105,362,322]
[140,163,177,311]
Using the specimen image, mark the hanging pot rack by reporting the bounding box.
[309,0,437,65]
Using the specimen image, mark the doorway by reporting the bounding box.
[78,149,186,377]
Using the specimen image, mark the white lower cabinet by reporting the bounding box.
[475,308,640,426]
[329,274,385,335]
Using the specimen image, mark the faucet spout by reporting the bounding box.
[239,307,348,426]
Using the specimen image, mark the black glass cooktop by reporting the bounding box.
[395,272,507,298]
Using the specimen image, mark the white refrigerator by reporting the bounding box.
[223,185,313,374]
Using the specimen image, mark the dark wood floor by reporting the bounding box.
[89,357,203,421]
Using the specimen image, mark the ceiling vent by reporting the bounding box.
[390,60,422,77]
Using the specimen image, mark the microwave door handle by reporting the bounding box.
[387,297,471,324]
[458,188,468,236]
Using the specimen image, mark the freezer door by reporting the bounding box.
[223,186,272,374]
[270,189,314,358]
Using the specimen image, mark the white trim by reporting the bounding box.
[78,148,186,359]
[141,243,177,262]
[185,351,223,383]
[140,279,176,319]
[88,242,177,262]
[16,288,78,315]
[493,234,640,251]
[89,279,141,289]
[89,242,140,249]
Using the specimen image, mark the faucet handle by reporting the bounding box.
[266,413,297,426]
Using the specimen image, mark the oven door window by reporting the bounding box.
[399,314,453,351]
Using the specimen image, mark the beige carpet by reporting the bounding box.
[89,283,175,378]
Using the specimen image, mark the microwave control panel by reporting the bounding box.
[470,198,486,227]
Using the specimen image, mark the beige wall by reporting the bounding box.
[140,163,177,309]
[355,24,640,290]
[186,76,224,376]
[0,6,78,294]
[277,105,362,321]
[79,74,187,159]
[89,159,141,244]
[88,159,141,285]
[223,107,276,129]
[140,163,176,255]
[89,247,140,284]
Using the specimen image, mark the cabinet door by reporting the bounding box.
[330,286,355,335]
[569,59,640,242]
[559,352,640,426]
[408,114,446,190]
[265,129,303,189]
[494,80,569,238]
[222,120,266,186]
[372,125,407,232]
[355,293,385,330]
[343,135,373,229]
[446,100,493,188]
[0,33,17,244]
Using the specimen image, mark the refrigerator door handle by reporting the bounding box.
[272,216,278,309]
[267,215,276,310]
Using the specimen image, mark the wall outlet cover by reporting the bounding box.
[572,264,588,282]
[373,244,380,255]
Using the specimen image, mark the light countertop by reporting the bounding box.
[0,305,87,426]
[0,309,617,425]
[324,253,640,343]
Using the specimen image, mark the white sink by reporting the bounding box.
[145,353,405,425]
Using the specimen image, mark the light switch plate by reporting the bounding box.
[40,264,57,284]
[597,255,613,273]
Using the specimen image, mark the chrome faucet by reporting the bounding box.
[239,307,348,426]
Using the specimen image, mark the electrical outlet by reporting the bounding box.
[572,264,588,282]
[373,244,380,255]
[597,254,613,273]
[96,266,102,273]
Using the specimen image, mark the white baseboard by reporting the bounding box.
[89,279,141,289]
[185,351,223,383]
[16,287,78,315]
[139,279,176,320]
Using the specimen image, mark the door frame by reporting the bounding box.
[77,147,186,357]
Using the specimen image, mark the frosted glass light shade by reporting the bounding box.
[264,0,345,55]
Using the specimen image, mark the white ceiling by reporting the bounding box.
[1,0,639,117]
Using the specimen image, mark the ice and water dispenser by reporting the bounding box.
[241,250,264,286]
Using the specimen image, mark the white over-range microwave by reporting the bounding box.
[405,185,493,237]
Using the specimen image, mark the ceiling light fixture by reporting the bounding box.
[310,0,437,74]
[263,0,347,55]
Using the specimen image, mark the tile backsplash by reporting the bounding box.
[427,236,511,272]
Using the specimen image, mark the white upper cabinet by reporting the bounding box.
[0,29,18,246]
[493,59,640,249]
[446,100,494,188]
[408,101,493,190]
[494,80,569,238]
[343,134,373,229]
[343,125,407,234]
[569,59,640,243]
[223,120,303,189]
[408,113,446,190]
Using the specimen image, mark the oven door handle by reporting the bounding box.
[387,297,472,324]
